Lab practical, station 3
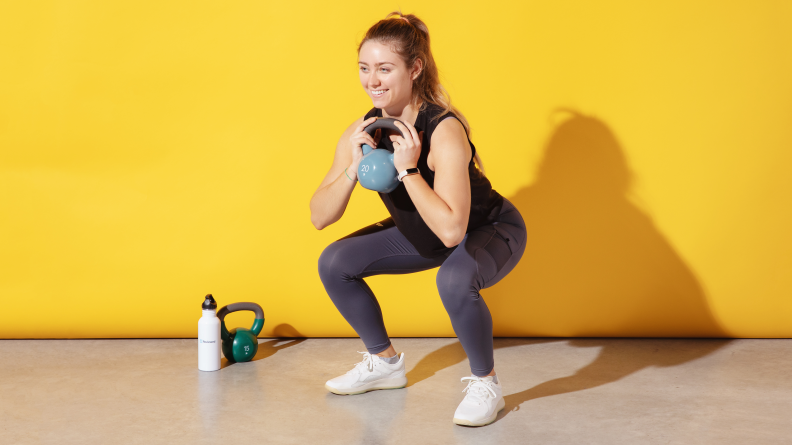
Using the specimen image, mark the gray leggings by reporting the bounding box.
[318,198,527,376]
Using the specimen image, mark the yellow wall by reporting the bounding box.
[1,1,790,338]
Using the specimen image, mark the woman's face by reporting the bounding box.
[358,40,420,109]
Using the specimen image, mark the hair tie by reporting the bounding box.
[400,17,410,25]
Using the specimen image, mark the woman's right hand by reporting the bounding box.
[347,117,381,180]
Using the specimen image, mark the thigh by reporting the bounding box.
[320,217,446,279]
[442,206,527,289]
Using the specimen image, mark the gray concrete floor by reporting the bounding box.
[1,338,790,444]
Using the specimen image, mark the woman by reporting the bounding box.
[310,12,527,427]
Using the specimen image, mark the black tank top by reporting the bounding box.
[364,102,504,258]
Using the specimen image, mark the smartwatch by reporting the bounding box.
[398,168,420,182]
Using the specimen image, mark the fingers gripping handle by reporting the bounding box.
[361,118,407,155]
[217,302,265,336]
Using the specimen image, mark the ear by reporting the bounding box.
[411,58,423,81]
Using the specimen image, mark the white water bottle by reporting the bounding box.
[198,294,221,371]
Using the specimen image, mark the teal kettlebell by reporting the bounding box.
[217,302,265,363]
[358,118,407,193]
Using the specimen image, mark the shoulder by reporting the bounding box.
[431,113,466,144]
[421,104,462,135]
[429,115,471,162]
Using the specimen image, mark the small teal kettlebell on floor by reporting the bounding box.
[357,118,407,193]
[217,302,265,363]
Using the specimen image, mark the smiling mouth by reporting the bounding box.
[371,89,388,97]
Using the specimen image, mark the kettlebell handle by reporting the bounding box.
[217,302,265,337]
[364,117,407,138]
[217,302,264,320]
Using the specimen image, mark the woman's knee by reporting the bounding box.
[318,241,354,282]
[436,265,480,313]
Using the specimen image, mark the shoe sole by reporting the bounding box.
[453,397,506,427]
[325,376,408,395]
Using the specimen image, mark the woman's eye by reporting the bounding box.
[359,67,389,73]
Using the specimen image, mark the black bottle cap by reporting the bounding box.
[202,294,217,310]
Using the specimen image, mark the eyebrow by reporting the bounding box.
[358,61,396,66]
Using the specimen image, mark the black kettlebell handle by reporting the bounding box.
[217,302,264,321]
[364,118,407,141]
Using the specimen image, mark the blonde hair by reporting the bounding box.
[358,11,486,174]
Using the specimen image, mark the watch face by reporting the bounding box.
[398,168,419,181]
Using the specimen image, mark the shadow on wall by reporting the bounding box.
[407,110,731,419]
[485,109,727,338]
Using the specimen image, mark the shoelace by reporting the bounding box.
[345,351,377,375]
[460,376,497,404]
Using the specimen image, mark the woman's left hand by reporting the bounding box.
[391,120,424,173]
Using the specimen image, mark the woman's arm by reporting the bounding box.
[310,116,379,230]
[393,118,471,247]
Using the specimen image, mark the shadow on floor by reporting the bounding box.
[499,338,731,423]
[407,337,731,425]
[221,323,306,369]
[405,339,554,387]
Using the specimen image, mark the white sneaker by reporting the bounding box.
[325,351,408,395]
[452,375,505,426]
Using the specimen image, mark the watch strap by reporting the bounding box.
[398,167,420,181]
